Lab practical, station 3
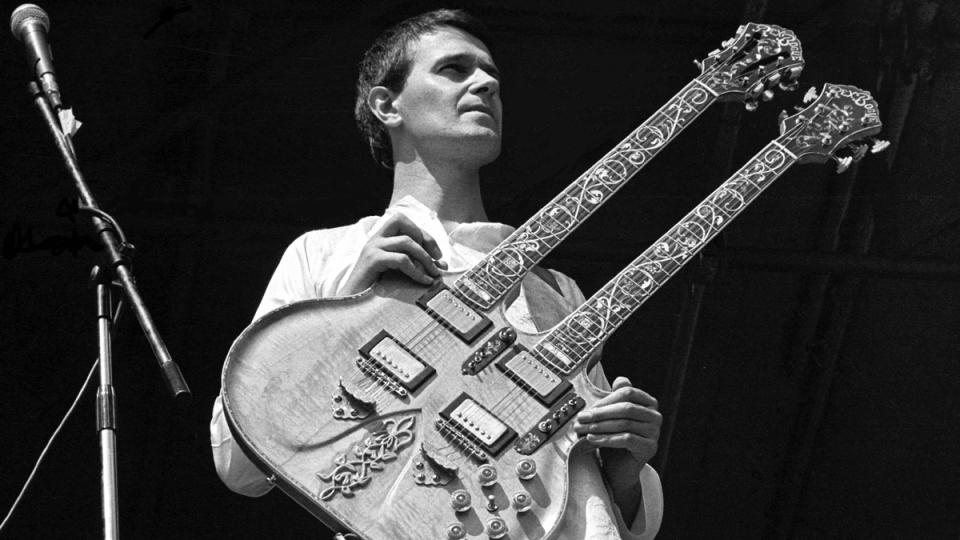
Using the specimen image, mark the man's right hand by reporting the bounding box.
[340,213,447,295]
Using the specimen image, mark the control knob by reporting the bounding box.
[450,489,471,513]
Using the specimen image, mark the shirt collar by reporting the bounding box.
[383,195,516,271]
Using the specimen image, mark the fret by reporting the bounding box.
[472,265,510,296]
[538,140,800,374]
[454,78,720,310]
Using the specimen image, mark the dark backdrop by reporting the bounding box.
[1,0,957,538]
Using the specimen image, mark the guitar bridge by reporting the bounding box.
[412,444,459,486]
[331,378,375,420]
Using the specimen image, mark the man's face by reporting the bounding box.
[392,26,502,165]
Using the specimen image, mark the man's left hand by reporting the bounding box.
[573,376,662,466]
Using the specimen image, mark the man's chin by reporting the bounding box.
[470,135,501,164]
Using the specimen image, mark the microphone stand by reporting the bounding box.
[27,82,191,539]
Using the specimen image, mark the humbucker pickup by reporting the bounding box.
[496,347,572,406]
[438,393,516,458]
[417,282,492,343]
[358,331,435,393]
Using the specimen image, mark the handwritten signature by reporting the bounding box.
[2,198,102,259]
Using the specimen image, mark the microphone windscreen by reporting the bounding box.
[10,3,49,41]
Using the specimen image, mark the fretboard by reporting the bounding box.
[532,139,799,374]
[452,76,721,310]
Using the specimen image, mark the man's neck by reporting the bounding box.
[389,158,489,229]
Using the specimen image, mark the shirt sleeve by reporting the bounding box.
[549,268,665,539]
[211,233,327,497]
[253,232,327,320]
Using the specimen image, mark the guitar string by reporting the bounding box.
[436,48,788,412]
[454,78,708,310]
[522,123,810,378]
[344,41,808,451]
[395,62,742,418]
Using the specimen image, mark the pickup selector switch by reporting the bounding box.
[516,459,537,480]
[478,464,498,486]
[538,419,555,433]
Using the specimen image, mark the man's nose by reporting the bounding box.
[471,68,499,96]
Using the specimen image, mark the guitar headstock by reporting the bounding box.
[778,83,888,172]
[698,22,804,110]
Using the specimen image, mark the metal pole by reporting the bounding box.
[95,268,119,539]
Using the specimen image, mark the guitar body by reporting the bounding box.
[222,273,608,540]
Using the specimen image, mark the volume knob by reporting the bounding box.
[446,523,467,539]
[486,517,508,539]
[477,464,498,486]
[515,458,537,480]
[512,491,533,513]
[450,489,472,513]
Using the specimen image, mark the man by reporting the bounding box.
[211,9,663,539]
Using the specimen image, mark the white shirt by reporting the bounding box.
[210,196,663,539]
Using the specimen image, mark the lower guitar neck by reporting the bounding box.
[532,138,800,374]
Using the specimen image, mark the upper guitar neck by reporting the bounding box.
[452,76,720,310]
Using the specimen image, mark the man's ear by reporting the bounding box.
[368,86,402,128]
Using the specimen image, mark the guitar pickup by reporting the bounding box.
[417,282,492,343]
[514,393,585,455]
[496,347,572,406]
[438,393,516,458]
[358,331,435,393]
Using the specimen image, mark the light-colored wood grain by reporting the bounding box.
[222,273,609,540]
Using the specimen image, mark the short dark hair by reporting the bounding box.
[354,9,494,169]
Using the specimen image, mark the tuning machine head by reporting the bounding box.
[833,155,853,174]
[870,138,891,153]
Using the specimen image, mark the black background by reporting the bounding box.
[1,0,958,538]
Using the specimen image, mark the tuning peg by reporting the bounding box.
[745,100,759,112]
[721,38,734,48]
[802,87,818,104]
[778,110,788,123]
[850,143,869,162]
[870,138,891,153]
[762,89,775,101]
[779,80,799,92]
[693,59,703,70]
[767,72,782,86]
[835,156,853,174]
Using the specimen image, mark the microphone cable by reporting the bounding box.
[0,299,125,534]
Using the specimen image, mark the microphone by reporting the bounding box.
[10,4,62,109]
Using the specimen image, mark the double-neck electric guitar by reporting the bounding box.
[221,24,879,540]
